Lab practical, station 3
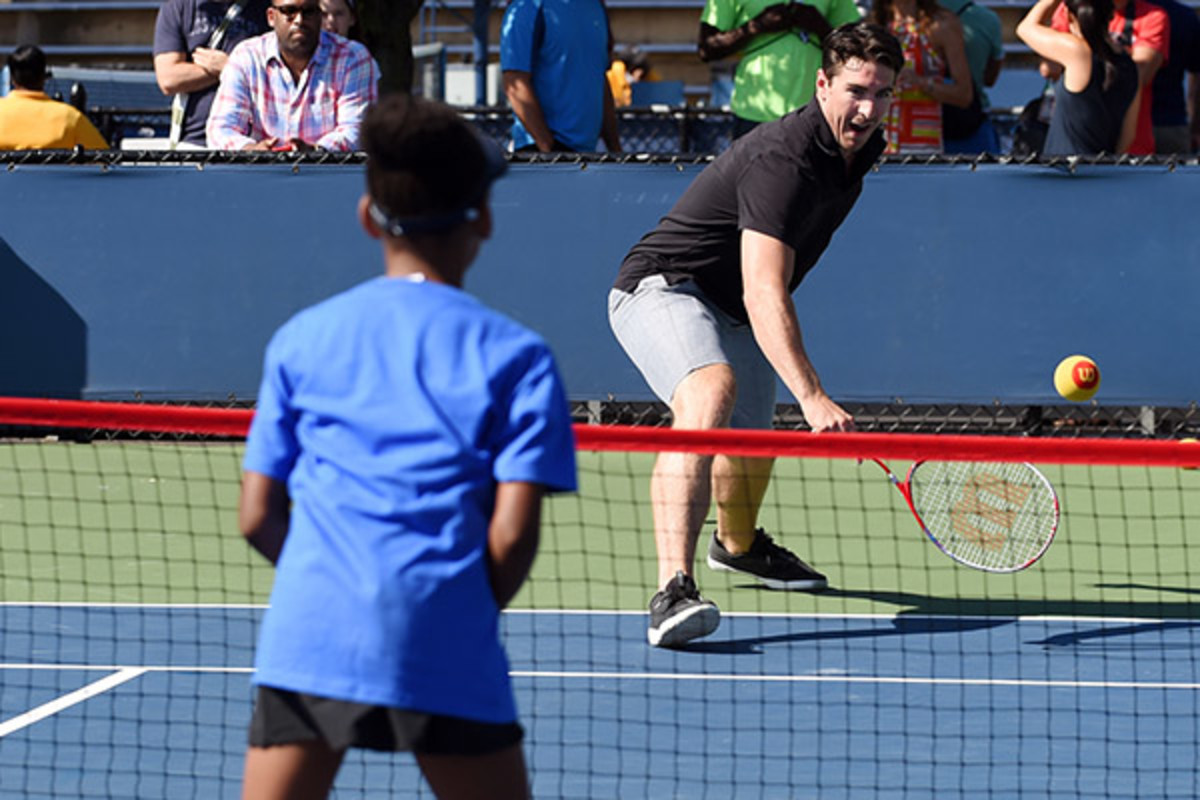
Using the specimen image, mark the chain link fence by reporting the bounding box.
[5,124,1199,168]
[4,399,1196,442]
[571,400,1200,439]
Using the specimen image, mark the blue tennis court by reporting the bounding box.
[3,435,1200,797]
[3,605,1198,799]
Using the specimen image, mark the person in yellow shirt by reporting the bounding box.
[607,47,662,108]
[0,45,109,150]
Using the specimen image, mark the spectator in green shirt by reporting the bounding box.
[699,0,863,139]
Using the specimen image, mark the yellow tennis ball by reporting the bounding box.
[1054,355,1101,402]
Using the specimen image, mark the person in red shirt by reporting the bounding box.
[1046,0,1168,154]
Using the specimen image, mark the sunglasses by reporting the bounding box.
[272,4,321,20]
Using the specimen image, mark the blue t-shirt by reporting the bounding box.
[500,0,611,152]
[243,276,577,723]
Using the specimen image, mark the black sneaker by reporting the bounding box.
[706,529,828,591]
[647,571,720,648]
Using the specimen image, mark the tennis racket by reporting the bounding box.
[868,459,1059,572]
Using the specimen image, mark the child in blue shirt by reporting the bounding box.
[238,94,577,800]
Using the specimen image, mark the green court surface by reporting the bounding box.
[2,440,1199,620]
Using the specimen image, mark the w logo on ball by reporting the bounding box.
[1054,355,1101,403]
[1073,362,1098,389]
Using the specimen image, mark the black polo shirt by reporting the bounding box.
[614,101,885,325]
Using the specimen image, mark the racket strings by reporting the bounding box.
[909,461,1058,571]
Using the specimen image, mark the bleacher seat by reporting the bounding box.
[631,79,685,107]
[708,75,733,109]
[43,67,165,110]
[987,69,1048,111]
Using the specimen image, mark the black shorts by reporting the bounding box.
[248,686,524,755]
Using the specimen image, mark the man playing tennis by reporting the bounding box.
[609,21,903,648]
[238,95,576,798]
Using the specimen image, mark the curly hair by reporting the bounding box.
[362,95,495,226]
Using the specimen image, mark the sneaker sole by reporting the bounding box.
[647,604,720,648]
[706,555,828,591]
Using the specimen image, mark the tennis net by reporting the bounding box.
[2,397,1199,798]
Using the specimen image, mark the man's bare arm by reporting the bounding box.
[1130,43,1164,89]
[153,50,225,95]
[503,70,556,152]
[698,3,813,62]
[1119,43,1163,153]
[601,75,622,152]
[740,229,855,433]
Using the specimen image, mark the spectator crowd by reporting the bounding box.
[1,0,1197,155]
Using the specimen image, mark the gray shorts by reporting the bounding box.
[608,274,775,429]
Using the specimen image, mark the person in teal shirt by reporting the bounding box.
[939,0,1004,152]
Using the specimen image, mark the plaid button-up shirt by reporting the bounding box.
[206,31,378,151]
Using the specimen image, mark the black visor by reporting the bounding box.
[368,134,508,238]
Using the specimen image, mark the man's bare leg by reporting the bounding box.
[651,364,736,588]
[706,451,828,591]
[712,455,775,553]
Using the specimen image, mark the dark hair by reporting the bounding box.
[822,22,904,78]
[7,44,48,90]
[620,47,652,75]
[362,95,505,237]
[327,0,362,42]
[1064,0,1123,90]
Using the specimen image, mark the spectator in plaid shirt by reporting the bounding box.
[206,0,378,151]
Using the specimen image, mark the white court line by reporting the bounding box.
[510,670,1200,691]
[1,603,1192,626]
[0,668,146,738]
[0,602,267,609]
[509,609,1198,624]
[2,606,1190,633]
[0,664,252,673]
[1,662,1197,692]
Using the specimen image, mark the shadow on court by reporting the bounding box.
[1095,583,1200,596]
[827,586,1200,620]
[682,605,1011,655]
[680,584,1200,654]
[1029,620,1200,650]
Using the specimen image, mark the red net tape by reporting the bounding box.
[2,397,1199,466]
